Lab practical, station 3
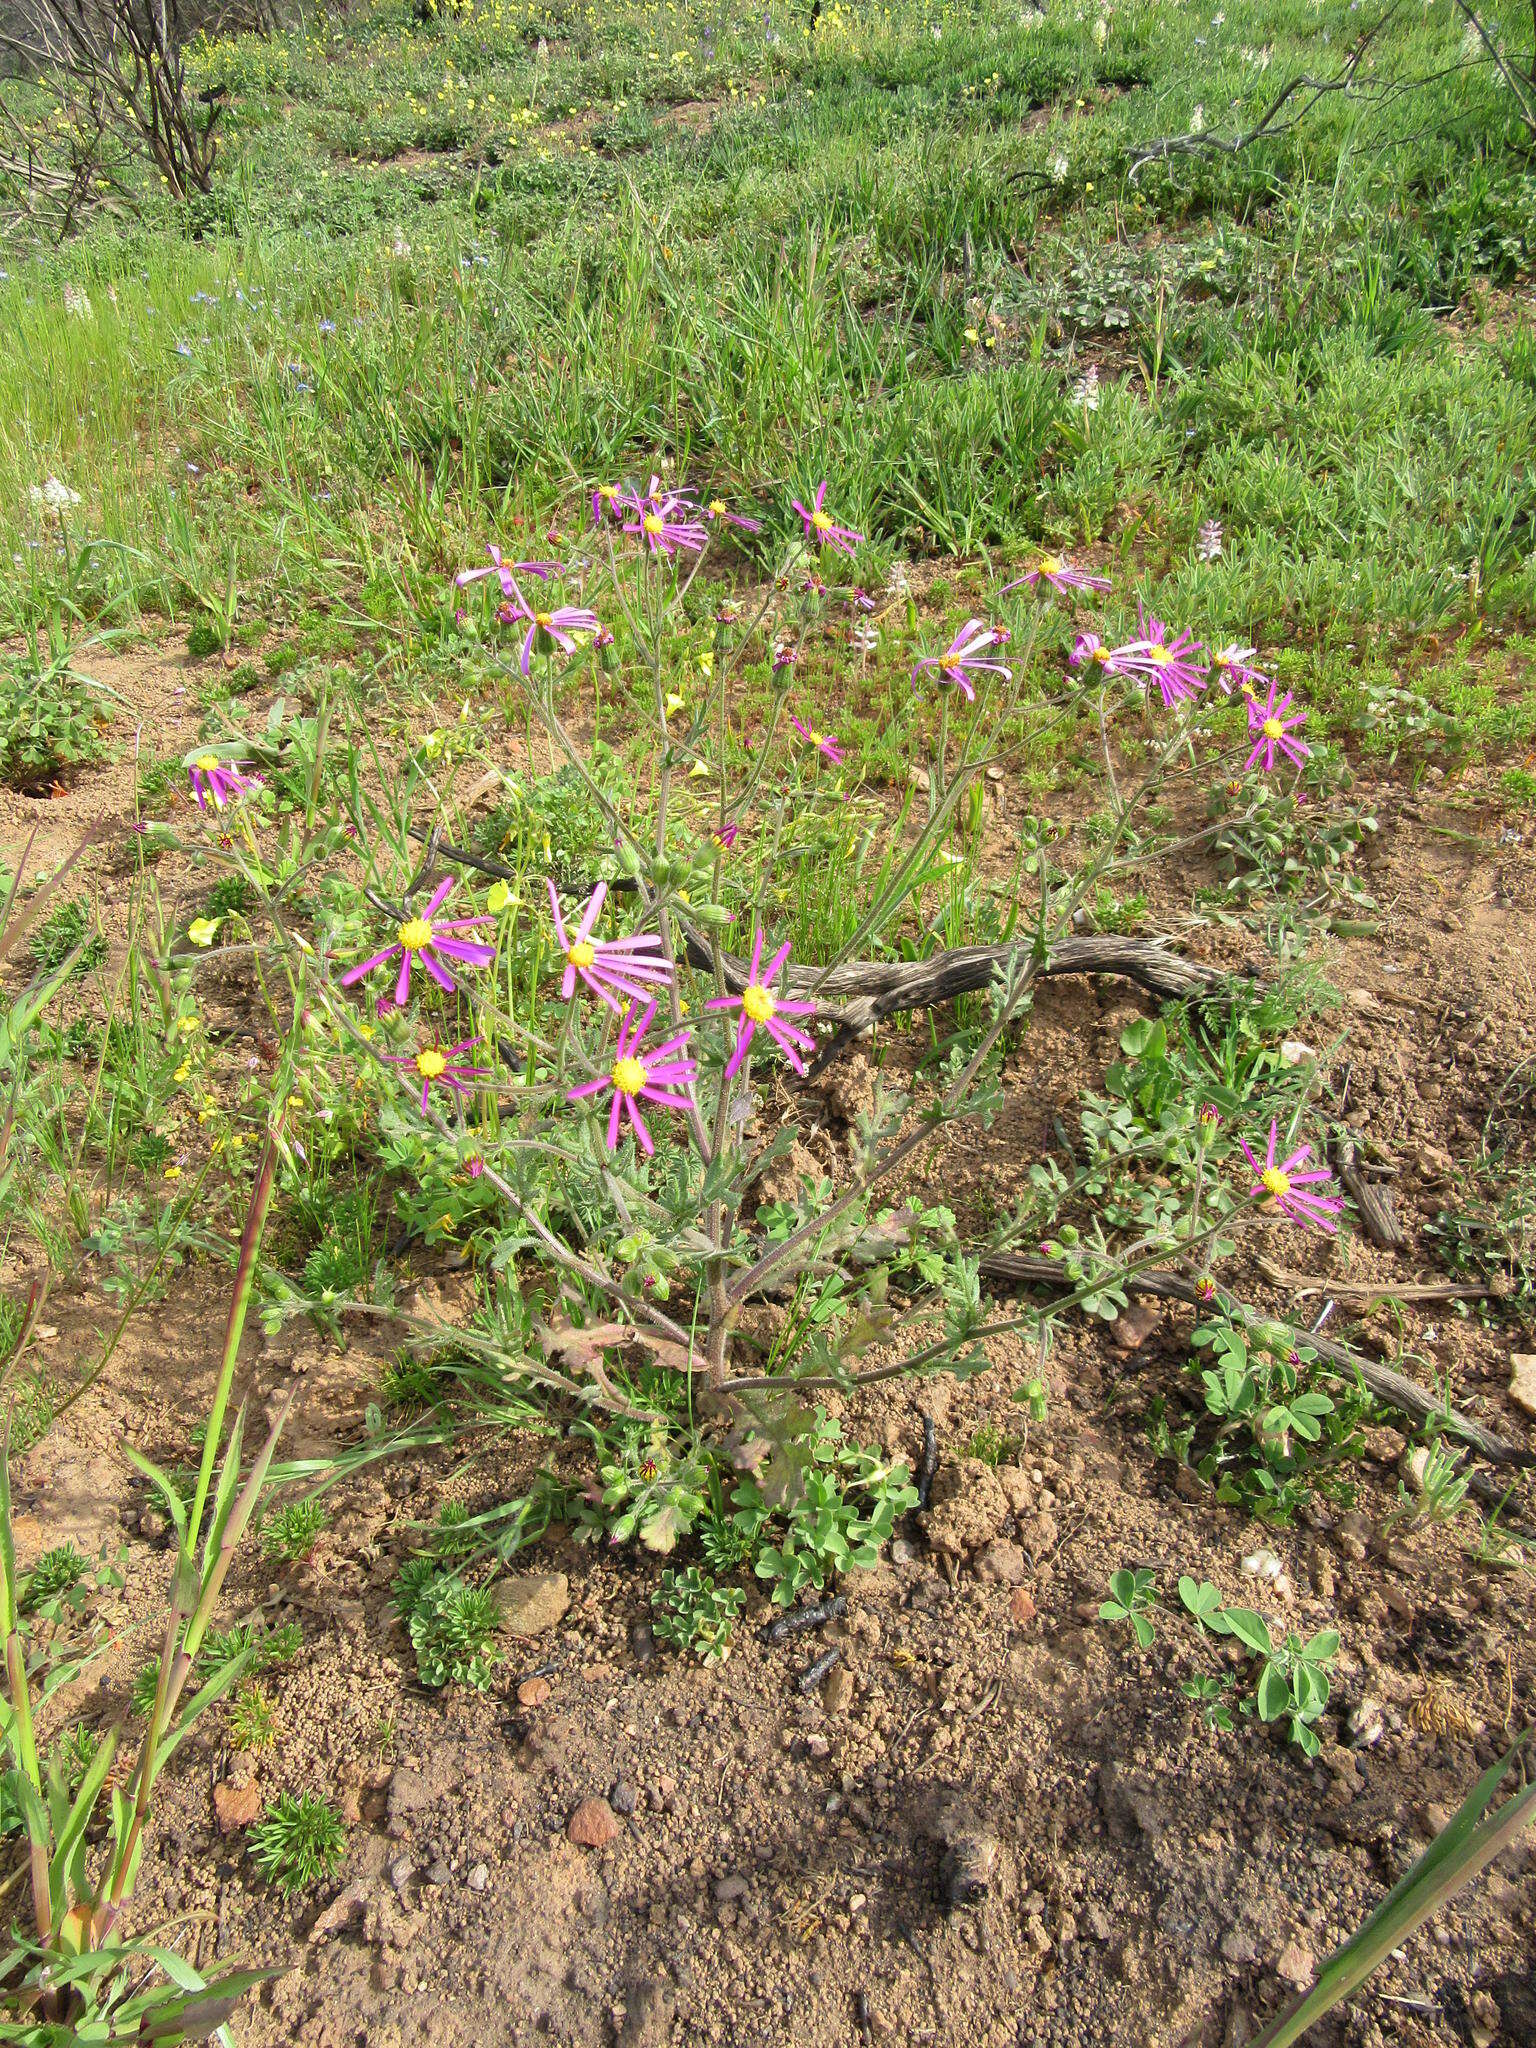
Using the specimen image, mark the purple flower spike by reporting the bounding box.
[566,1000,698,1156]
[789,714,843,765]
[792,481,863,558]
[340,878,496,1005]
[454,544,561,596]
[547,879,671,1013]
[705,497,761,533]
[1000,553,1111,597]
[1116,604,1208,707]
[189,753,264,811]
[1237,1120,1342,1233]
[912,618,1012,703]
[384,1036,489,1114]
[705,931,818,1079]
[1244,681,1311,772]
[624,476,708,557]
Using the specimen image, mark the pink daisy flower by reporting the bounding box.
[340,878,497,1005]
[790,714,843,765]
[384,1037,489,1114]
[704,497,761,533]
[493,575,602,677]
[1117,605,1207,706]
[454,545,560,598]
[1068,631,1124,676]
[624,476,708,557]
[1244,682,1311,772]
[566,1001,697,1156]
[1001,553,1111,597]
[1208,643,1269,695]
[1238,1121,1342,1233]
[591,482,633,527]
[710,822,739,851]
[189,753,263,811]
[792,481,862,558]
[912,619,1012,703]
[546,879,671,1012]
[706,932,817,1078]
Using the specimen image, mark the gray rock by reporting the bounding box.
[466,1862,489,1892]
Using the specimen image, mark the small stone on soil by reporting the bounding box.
[495,1571,571,1637]
[567,1796,620,1849]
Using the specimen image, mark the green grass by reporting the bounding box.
[0,0,1533,774]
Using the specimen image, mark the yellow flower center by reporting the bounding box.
[535,611,553,627]
[810,508,832,532]
[567,939,596,968]
[742,984,776,1025]
[708,498,727,516]
[1262,717,1284,740]
[643,512,664,536]
[416,1048,448,1079]
[194,752,220,773]
[611,1054,647,1095]
[397,917,433,951]
[1260,1167,1291,1199]
[1037,554,1063,575]
[1147,644,1172,665]
[1092,645,1112,664]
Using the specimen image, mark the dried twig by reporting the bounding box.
[978,1252,1533,1471]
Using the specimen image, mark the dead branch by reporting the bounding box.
[1125,4,1531,180]
[414,828,1229,1064]
[2,0,224,227]
[979,1251,1534,1472]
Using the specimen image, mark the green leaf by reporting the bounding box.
[1108,1568,1137,1608]
[48,1728,118,1893]
[1256,1661,1292,1722]
[1221,1608,1273,1657]
[123,1446,189,1545]
[1130,1612,1155,1650]
[1178,1577,1228,1628]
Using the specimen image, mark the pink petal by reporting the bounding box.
[722,1020,755,1079]
[340,945,399,985]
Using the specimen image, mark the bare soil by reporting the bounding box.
[4,643,1535,2048]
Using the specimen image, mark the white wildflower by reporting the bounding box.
[62,282,92,318]
[1072,365,1101,410]
[1049,151,1070,183]
[29,477,80,520]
